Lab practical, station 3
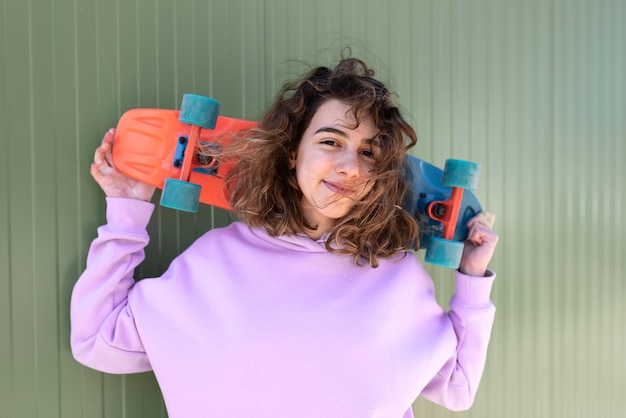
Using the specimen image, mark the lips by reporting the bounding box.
[323,180,359,197]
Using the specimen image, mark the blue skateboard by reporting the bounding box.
[403,156,482,269]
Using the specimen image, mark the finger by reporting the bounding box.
[91,157,109,176]
[466,225,484,245]
[90,161,106,181]
[104,146,114,167]
[104,128,116,167]
[467,211,496,230]
[94,137,110,161]
[467,220,497,244]
[94,148,112,171]
[94,140,103,161]
[94,131,116,165]
[479,212,496,228]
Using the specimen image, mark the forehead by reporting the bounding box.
[308,99,378,137]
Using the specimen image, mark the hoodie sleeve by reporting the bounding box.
[70,197,155,374]
[419,270,496,411]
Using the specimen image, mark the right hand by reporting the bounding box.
[91,128,156,201]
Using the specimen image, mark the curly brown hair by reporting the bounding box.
[202,57,419,267]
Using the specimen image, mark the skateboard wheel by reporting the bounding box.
[425,237,464,269]
[179,94,220,129]
[160,178,202,213]
[442,159,480,191]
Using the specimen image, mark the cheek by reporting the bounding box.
[296,151,328,178]
[294,158,314,193]
[362,179,376,196]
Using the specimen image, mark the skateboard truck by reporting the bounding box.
[159,94,221,212]
[425,186,464,241]
[422,159,480,269]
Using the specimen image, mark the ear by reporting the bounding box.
[289,152,297,169]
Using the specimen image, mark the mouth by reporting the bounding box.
[323,181,359,197]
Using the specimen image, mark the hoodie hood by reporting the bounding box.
[246,223,332,253]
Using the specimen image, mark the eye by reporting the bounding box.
[320,138,339,147]
[361,149,375,159]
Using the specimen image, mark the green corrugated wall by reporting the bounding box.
[1,0,624,417]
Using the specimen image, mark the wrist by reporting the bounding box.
[458,265,487,277]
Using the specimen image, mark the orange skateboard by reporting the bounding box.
[112,94,257,212]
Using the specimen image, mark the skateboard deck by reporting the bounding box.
[112,100,258,211]
[112,94,483,268]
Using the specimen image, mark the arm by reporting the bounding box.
[420,270,496,410]
[421,212,499,410]
[70,129,157,373]
[70,198,155,373]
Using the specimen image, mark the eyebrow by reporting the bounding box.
[315,126,348,138]
[314,126,376,144]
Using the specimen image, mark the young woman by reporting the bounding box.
[71,57,498,417]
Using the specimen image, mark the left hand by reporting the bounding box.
[458,212,499,277]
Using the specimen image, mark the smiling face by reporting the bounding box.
[292,99,379,238]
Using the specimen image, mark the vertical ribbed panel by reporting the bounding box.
[0,1,624,417]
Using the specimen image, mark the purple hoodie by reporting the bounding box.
[71,198,496,417]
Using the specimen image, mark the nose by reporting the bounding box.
[336,150,360,177]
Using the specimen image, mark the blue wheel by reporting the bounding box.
[160,178,202,213]
[425,237,464,269]
[441,159,480,191]
[179,94,220,129]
